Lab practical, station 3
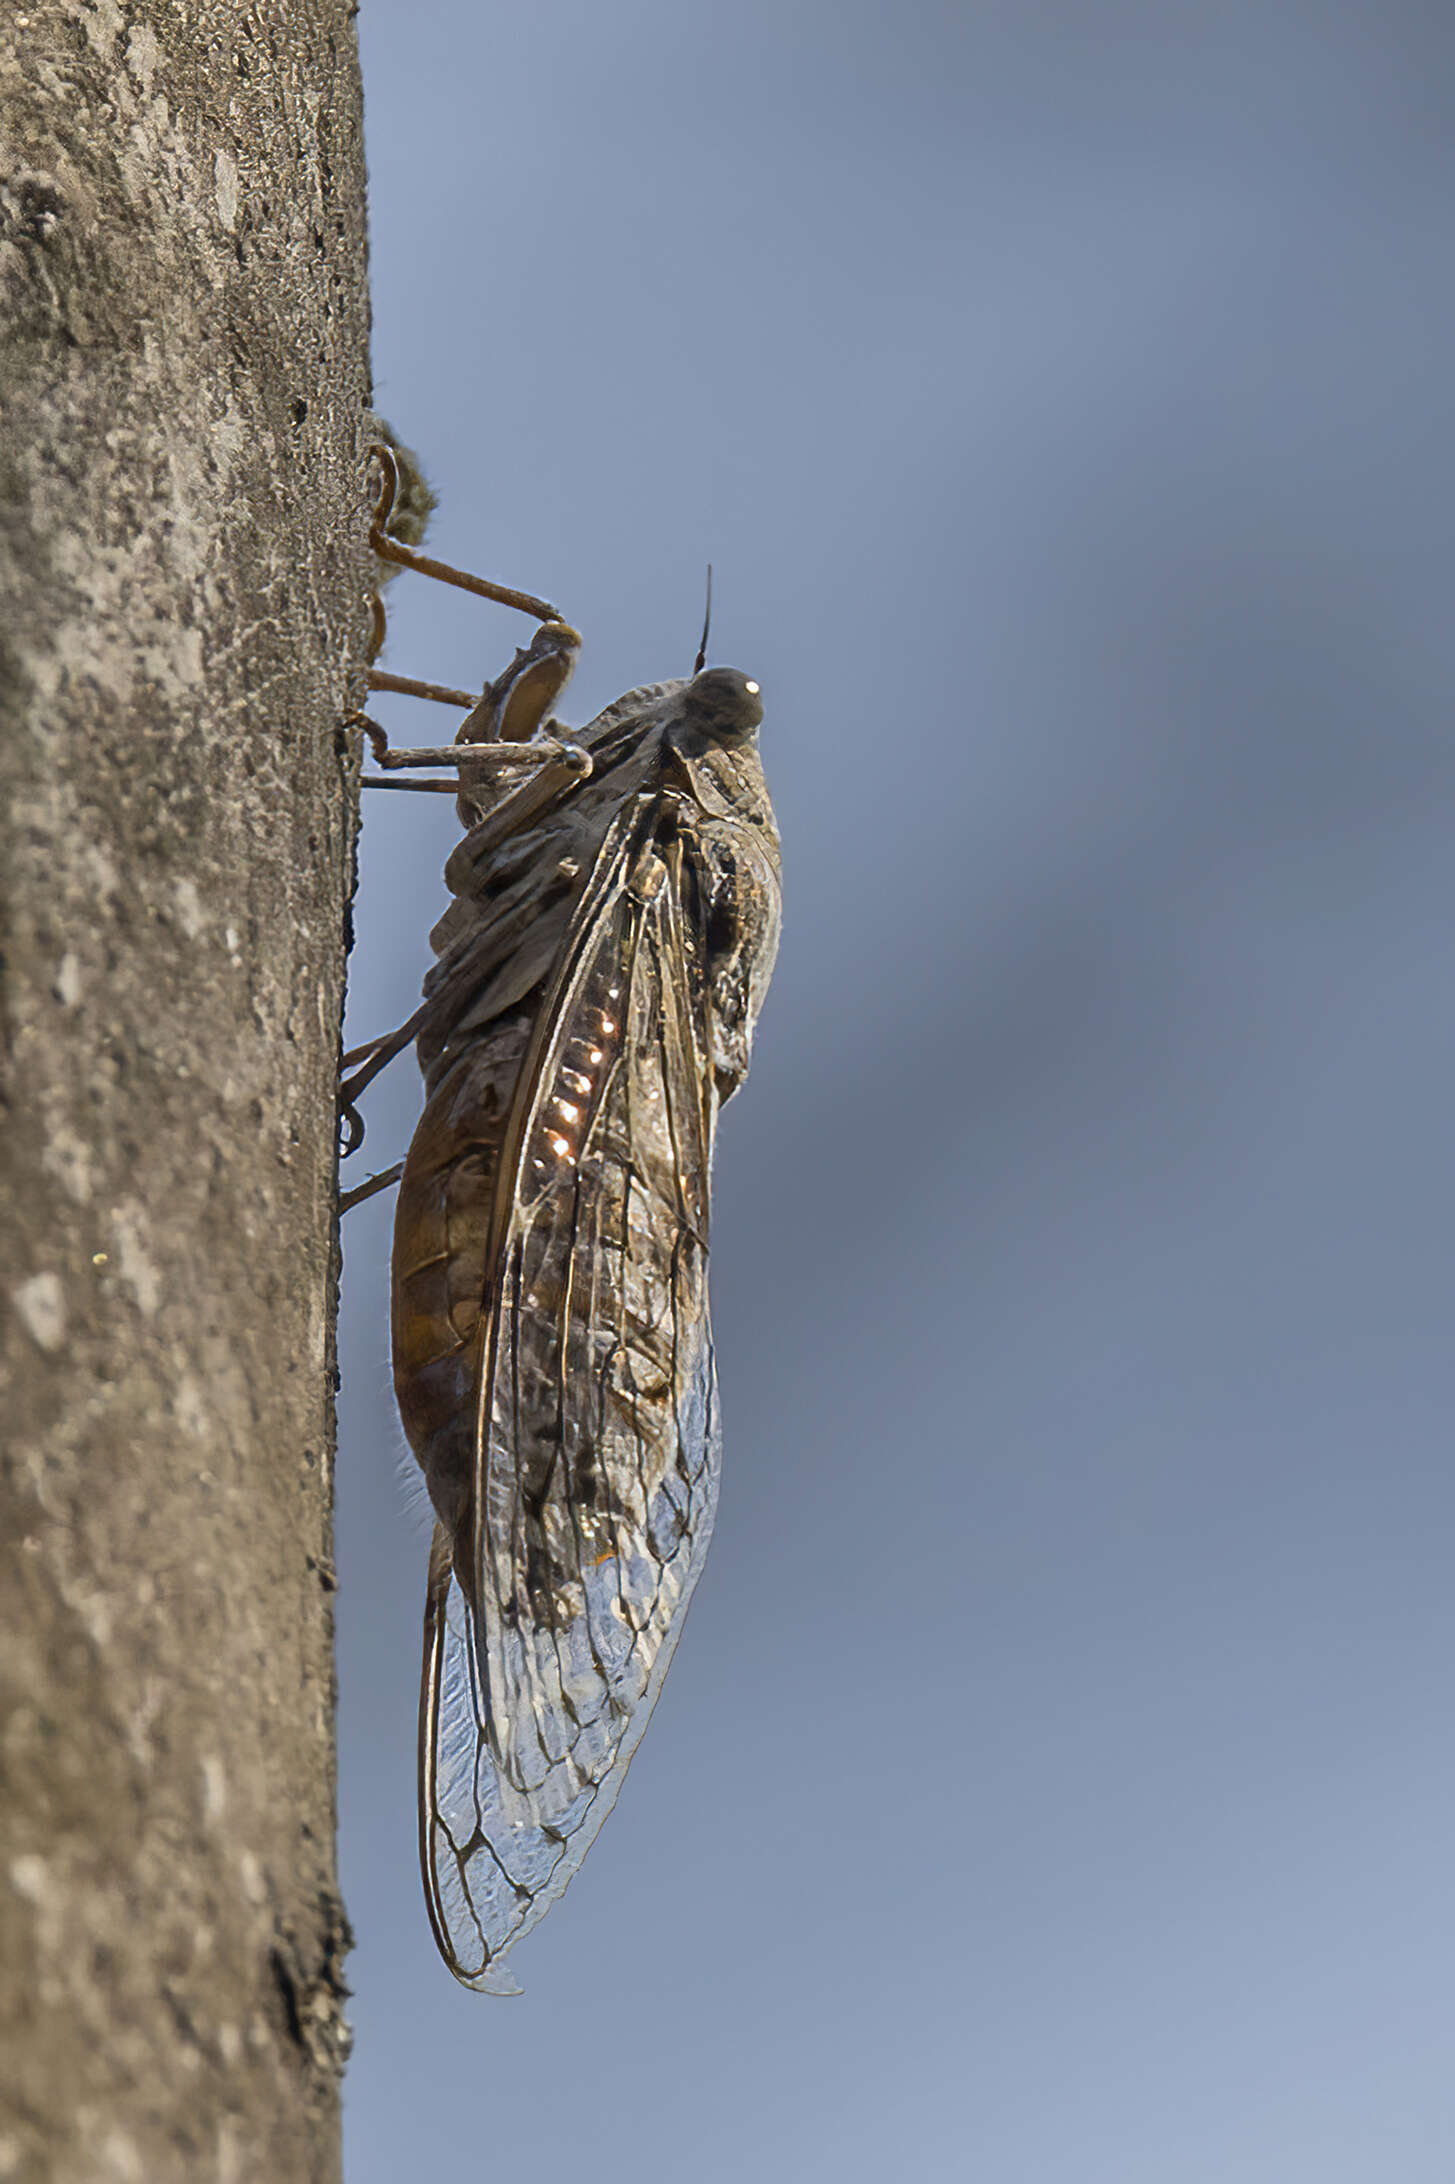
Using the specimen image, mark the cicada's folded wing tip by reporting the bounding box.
[470,1959,524,1997]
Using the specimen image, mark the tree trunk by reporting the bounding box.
[0,5,371,2178]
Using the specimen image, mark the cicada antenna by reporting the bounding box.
[692,565,713,676]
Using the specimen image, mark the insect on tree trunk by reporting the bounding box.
[0,6,370,2179]
[339,455,781,1995]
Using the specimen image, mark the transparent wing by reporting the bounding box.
[419,812,724,1990]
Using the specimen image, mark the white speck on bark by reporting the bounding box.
[173,877,205,939]
[82,841,120,901]
[42,1122,95,1204]
[307,1287,326,1366]
[173,1372,209,1439]
[124,22,159,95]
[10,1855,51,1905]
[214,150,239,233]
[201,1754,228,1821]
[81,0,124,62]
[112,1204,161,1315]
[97,2128,144,2183]
[13,1272,66,1352]
[216,2115,243,2184]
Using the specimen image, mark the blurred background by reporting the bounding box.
[339,5,1455,2176]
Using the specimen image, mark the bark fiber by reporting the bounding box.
[0,4,372,2178]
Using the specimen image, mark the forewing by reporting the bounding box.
[419,808,723,1989]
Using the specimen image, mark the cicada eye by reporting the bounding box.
[681,667,764,743]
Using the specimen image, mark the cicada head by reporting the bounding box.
[672,666,763,748]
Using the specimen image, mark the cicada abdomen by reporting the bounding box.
[354,476,780,1990]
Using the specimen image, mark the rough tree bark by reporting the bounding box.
[1,4,371,2179]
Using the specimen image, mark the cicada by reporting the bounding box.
[343,449,781,1991]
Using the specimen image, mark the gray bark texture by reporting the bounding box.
[0,3,372,2178]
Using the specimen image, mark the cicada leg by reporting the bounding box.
[339,1159,405,1215]
[338,996,438,1160]
[369,669,480,708]
[339,739,590,1172]
[358,443,587,788]
[341,1003,429,1111]
[351,707,592,795]
[341,444,592,1176]
[368,441,566,625]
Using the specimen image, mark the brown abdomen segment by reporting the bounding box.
[391,1010,531,1536]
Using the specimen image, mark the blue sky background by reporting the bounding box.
[338,6,1455,2176]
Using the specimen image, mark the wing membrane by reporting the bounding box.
[420,805,724,1989]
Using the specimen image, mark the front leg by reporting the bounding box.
[344,442,593,1167]
[351,709,592,793]
[339,1159,405,1215]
